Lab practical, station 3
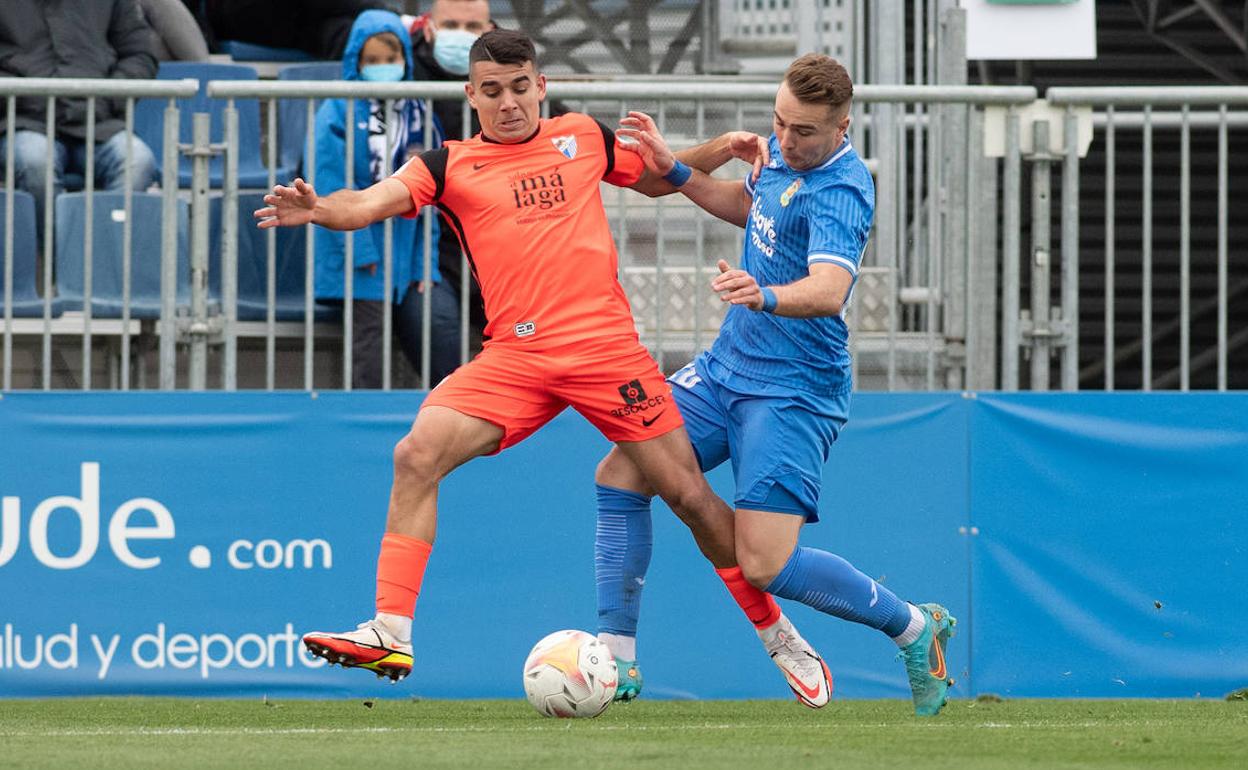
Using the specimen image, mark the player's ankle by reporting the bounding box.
[376,612,413,644]
[597,632,636,662]
[890,603,926,648]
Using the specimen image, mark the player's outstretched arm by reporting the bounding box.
[619,112,752,227]
[254,177,413,232]
[713,260,852,318]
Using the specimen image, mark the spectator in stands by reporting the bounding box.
[0,0,159,237]
[314,9,456,389]
[206,0,400,61]
[139,0,211,61]
[404,0,494,360]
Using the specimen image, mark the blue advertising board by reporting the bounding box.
[0,392,1244,699]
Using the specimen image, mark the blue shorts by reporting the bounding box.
[668,353,849,522]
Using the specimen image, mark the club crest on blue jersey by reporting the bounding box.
[780,179,802,207]
[552,135,578,159]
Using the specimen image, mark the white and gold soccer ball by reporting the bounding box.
[522,629,618,718]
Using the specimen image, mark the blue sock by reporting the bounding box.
[765,546,911,637]
[595,484,653,639]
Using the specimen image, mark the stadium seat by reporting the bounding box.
[0,190,60,317]
[54,192,190,319]
[218,40,316,63]
[134,62,295,189]
[276,62,341,177]
[209,193,337,322]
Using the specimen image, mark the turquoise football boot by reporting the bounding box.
[612,658,643,702]
[898,603,957,716]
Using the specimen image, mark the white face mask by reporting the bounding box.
[432,27,478,75]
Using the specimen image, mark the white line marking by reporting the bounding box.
[0,720,1173,738]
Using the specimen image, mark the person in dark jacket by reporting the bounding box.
[139,0,211,61]
[403,2,573,364]
[0,0,159,234]
[406,0,493,360]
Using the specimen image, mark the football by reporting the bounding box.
[522,630,618,718]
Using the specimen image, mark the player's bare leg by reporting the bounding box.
[616,427,736,567]
[385,405,505,541]
[303,406,503,682]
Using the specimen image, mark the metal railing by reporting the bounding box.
[5,77,1247,393]
[1,78,198,391]
[202,79,1036,392]
[1043,86,1248,392]
[0,78,1040,392]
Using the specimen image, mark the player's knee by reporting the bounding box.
[595,449,651,494]
[659,480,719,524]
[392,432,440,482]
[593,450,624,485]
[736,539,786,590]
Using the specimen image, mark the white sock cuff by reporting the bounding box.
[598,632,637,662]
[376,612,413,644]
[891,603,927,648]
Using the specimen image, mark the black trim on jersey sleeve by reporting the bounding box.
[436,202,483,306]
[419,147,450,201]
[594,119,616,180]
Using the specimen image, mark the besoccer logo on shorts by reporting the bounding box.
[618,380,647,405]
[611,379,665,418]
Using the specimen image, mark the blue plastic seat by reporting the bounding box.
[134,62,295,190]
[276,62,341,177]
[219,40,316,63]
[0,190,60,317]
[54,192,189,319]
[210,193,337,322]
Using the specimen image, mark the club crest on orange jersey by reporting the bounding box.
[552,134,578,159]
[780,179,802,207]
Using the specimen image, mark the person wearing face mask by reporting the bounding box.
[404,0,494,366]
[312,9,458,389]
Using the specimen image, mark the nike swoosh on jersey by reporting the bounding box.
[641,411,666,427]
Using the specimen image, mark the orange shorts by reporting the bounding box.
[421,337,684,452]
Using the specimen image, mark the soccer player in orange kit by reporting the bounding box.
[254,29,830,699]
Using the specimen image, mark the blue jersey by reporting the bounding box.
[706,135,875,396]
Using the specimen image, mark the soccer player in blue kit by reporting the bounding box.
[595,54,957,716]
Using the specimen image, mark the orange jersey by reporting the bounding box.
[394,112,645,350]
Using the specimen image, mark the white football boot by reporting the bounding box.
[303,619,413,683]
[758,613,833,708]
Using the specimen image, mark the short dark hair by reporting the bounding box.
[469,29,538,69]
[785,54,853,117]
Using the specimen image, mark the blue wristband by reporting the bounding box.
[663,160,692,187]
[759,286,778,313]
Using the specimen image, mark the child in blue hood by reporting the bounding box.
[314,9,457,389]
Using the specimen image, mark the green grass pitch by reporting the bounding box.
[1,698,1245,769]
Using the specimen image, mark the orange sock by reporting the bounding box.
[375,532,433,618]
[715,566,781,629]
